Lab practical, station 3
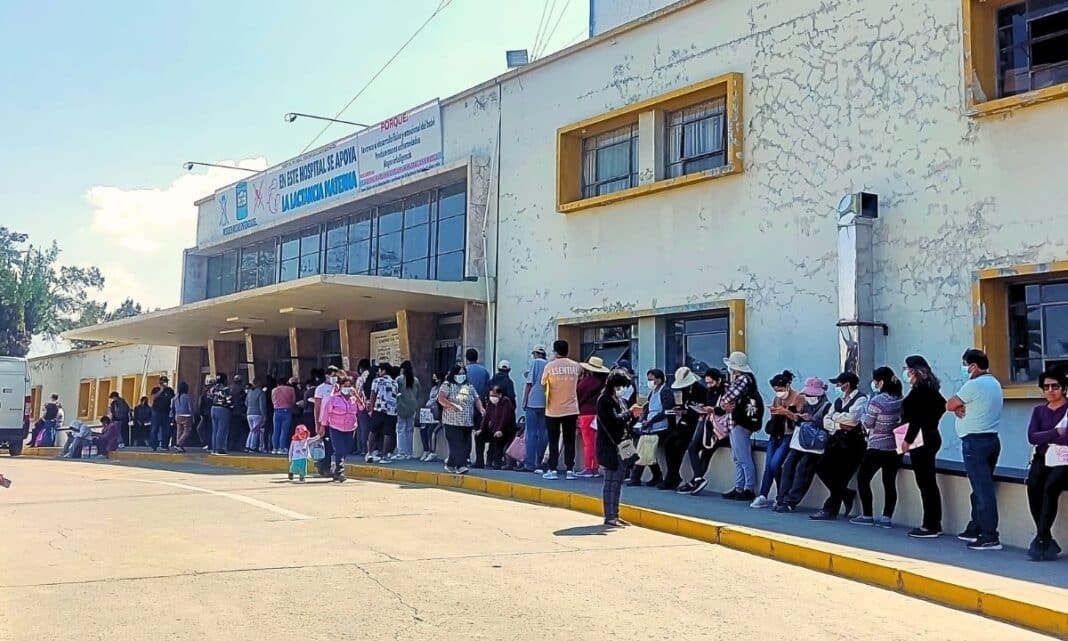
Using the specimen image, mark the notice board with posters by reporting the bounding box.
[370,329,400,366]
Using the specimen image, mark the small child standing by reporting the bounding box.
[288,425,320,482]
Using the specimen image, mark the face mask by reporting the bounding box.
[489,396,500,405]
[901,369,910,383]
[341,387,353,396]
[870,381,880,394]
[646,379,658,390]
[616,388,630,400]
[455,375,467,384]
[774,391,789,399]
[328,376,337,385]
[960,365,971,379]
[805,395,820,404]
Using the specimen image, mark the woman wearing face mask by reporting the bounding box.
[319,376,360,482]
[774,377,832,512]
[627,369,675,488]
[478,384,517,469]
[420,372,445,462]
[678,370,726,495]
[751,371,803,508]
[900,355,947,538]
[810,372,869,520]
[597,372,640,527]
[438,365,486,474]
[851,367,904,527]
[395,361,422,461]
[1026,368,1068,561]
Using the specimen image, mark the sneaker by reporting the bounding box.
[850,515,875,526]
[1046,540,1063,561]
[875,516,893,529]
[542,470,559,480]
[772,504,795,513]
[288,472,294,481]
[809,510,837,521]
[420,453,431,462]
[957,530,980,543]
[298,477,305,483]
[750,495,773,509]
[334,473,347,483]
[444,466,457,473]
[457,466,470,475]
[967,537,1002,551]
[576,469,595,479]
[365,454,374,463]
[534,468,545,475]
[370,456,381,463]
[378,458,391,465]
[202,446,210,451]
[676,481,697,494]
[565,470,578,480]
[216,451,228,456]
[690,477,709,496]
[722,488,742,500]
[908,528,942,539]
[737,489,757,501]
[425,454,437,462]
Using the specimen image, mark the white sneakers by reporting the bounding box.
[750,495,773,509]
[542,470,559,480]
[565,470,578,480]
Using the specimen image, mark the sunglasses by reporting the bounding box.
[1041,383,1063,391]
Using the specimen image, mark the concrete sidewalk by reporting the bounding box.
[20,446,1068,637]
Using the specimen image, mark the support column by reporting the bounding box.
[637,109,666,184]
[462,301,487,365]
[207,339,239,380]
[245,334,279,383]
[288,327,320,381]
[338,320,372,372]
[177,346,206,400]
[397,310,436,386]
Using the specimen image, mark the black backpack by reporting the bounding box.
[731,374,765,431]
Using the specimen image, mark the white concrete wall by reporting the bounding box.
[590,0,677,36]
[28,344,178,426]
[486,0,1068,471]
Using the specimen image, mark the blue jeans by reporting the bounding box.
[396,415,415,457]
[524,408,547,470]
[759,434,791,497]
[330,428,355,473]
[356,411,371,455]
[150,412,170,450]
[210,406,230,453]
[962,433,1001,540]
[272,408,293,450]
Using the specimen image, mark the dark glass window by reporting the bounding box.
[666,314,729,382]
[1009,280,1068,382]
[580,324,637,368]
[439,182,465,219]
[436,251,464,282]
[996,1,1068,98]
[206,250,238,298]
[280,226,320,282]
[238,239,277,291]
[666,98,727,178]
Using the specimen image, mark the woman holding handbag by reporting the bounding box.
[597,371,639,528]
[626,369,675,488]
[773,377,832,512]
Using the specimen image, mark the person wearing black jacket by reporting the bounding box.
[810,372,868,521]
[476,385,517,469]
[665,367,705,491]
[627,369,676,488]
[487,362,517,402]
[150,377,175,452]
[195,378,213,450]
[900,355,948,538]
[677,370,726,495]
[228,375,248,453]
[597,372,638,528]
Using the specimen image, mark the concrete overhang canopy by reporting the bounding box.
[62,274,488,347]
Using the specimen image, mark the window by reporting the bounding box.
[666,98,727,178]
[435,182,466,281]
[77,379,94,420]
[375,201,403,278]
[666,315,730,381]
[581,124,639,198]
[1008,281,1068,382]
[238,240,277,291]
[580,324,637,368]
[402,193,431,279]
[320,329,342,370]
[556,73,744,213]
[347,210,374,275]
[280,226,320,282]
[965,0,1068,114]
[95,378,114,421]
[206,250,238,298]
[29,385,42,420]
[996,1,1068,98]
[324,218,349,274]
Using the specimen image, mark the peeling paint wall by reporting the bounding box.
[479,0,1068,469]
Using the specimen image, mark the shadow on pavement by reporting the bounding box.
[553,525,612,537]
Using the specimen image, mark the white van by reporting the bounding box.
[0,357,30,456]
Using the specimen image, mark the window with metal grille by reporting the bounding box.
[996,0,1068,98]
[665,98,727,178]
[1008,280,1068,382]
[581,124,639,198]
[579,323,638,368]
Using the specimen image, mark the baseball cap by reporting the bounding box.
[498,360,511,371]
[531,344,547,355]
[829,371,859,386]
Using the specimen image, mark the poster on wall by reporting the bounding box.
[369,329,401,366]
[357,100,443,191]
[199,132,362,246]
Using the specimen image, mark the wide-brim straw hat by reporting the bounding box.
[671,367,699,389]
[580,356,610,374]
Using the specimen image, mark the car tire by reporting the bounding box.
[8,440,23,457]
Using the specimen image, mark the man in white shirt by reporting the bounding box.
[312,366,339,476]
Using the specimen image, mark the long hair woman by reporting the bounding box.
[901,355,947,538]
[597,372,638,527]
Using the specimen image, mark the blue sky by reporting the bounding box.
[0,0,587,326]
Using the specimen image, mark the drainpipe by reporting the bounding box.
[835,192,886,376]
[480,81,503,365]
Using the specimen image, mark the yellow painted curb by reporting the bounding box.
[20,447,62,457]
[30,451,1066,639]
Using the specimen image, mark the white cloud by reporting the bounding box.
[86,158,268,255]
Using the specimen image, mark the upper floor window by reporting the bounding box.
[238,239,277,292]
[1008,280,1068,382]
[997,1,1068,98]
[280,226,321,282]
[666,98,727,179]
[581,124,639,198]
[206,250,237,298]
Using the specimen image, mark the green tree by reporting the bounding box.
[0,227,105,357]
[68,297,146,350]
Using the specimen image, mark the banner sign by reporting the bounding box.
[357,100,443,191]
[369,329,401,365]
[206,132,361,243]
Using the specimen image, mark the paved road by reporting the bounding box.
[0,458,1054,641]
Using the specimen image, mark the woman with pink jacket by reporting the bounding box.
[319,376,360,482]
